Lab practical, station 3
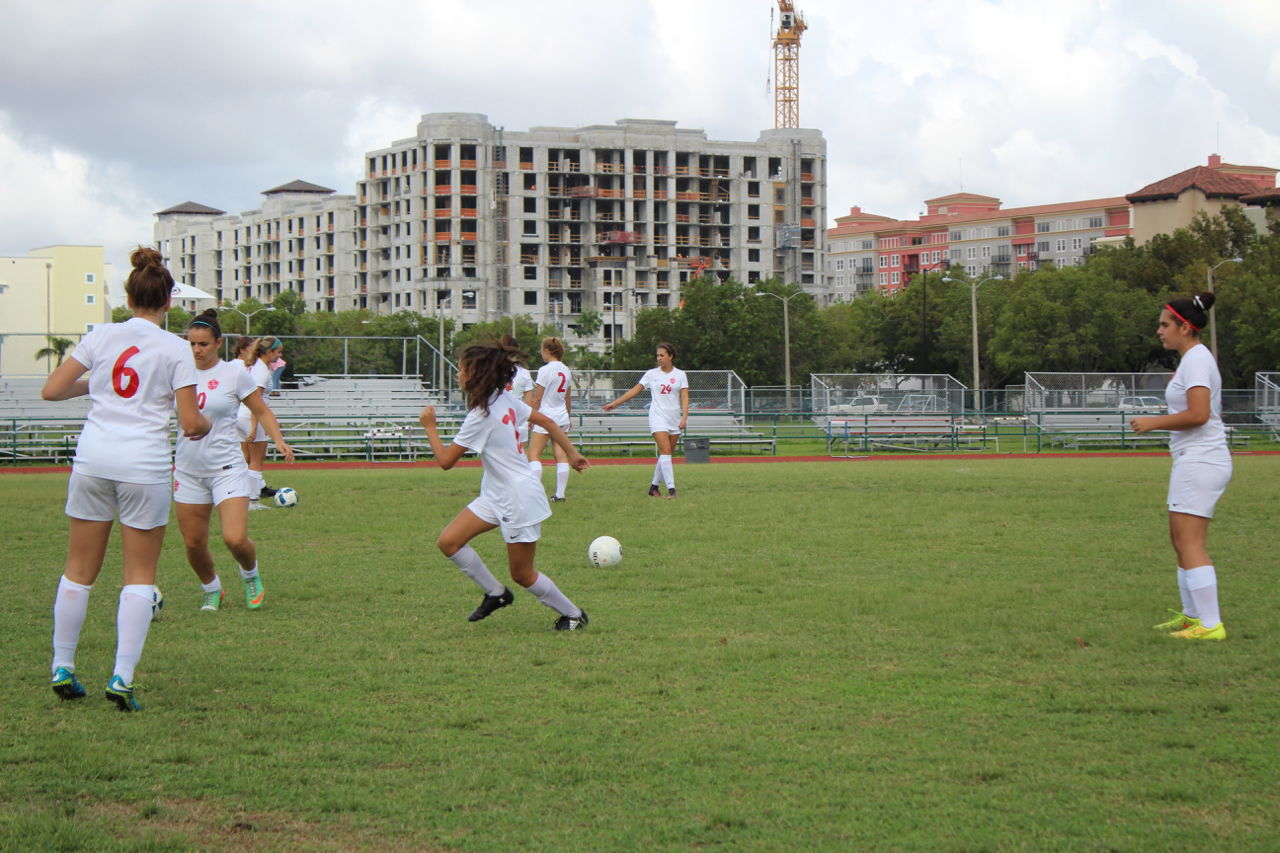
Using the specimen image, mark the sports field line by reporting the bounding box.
[5,449,1275,475]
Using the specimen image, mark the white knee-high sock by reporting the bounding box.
[1184,565,1220,628]
[651,459,663,486]
[52,576,93,674]
[555,463,570,498]
[448,545,505,596]
[529,460,542,478]
[659,455,675,490]
[1176,567,1198,617]
[526,572,579,617]
[249,470,264,497]
[114,585,154,686]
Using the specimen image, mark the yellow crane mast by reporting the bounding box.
[773,1,807,129]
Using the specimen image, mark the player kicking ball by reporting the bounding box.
[420,340,590,631]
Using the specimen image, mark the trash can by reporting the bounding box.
[684,436,710,464]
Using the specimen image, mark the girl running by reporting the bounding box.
[526,337,574,502]
[602,342,689,498]
[1131,292,1232,641]
[43,247,211,712]
[419,340,590,631]
[175,310,295,613]
[235,336,283,509]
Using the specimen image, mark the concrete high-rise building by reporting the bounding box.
[154,181,359,309]
[356,113,825,342]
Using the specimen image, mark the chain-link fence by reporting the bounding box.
[811,374,967,415]
[1024,372,1173,410]
[252,336,455,391]
[568,370,745,412]
[0,333,90,377]
[1258,372,1280,438]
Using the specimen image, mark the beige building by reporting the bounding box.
[1127,154,1277,244]
[0,245,112,376]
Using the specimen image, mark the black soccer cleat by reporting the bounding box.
[259,486,278,499]
[667,487,677,499]
[553,610,589,632]
[648,484,661,498]
[550,495,566,502]
[468,587,514,622]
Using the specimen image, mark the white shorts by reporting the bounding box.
[1167,448,1233,519]
[531,414,571,436]
[467,495,543,544]
[65,472,171,529]
[649,411,681,436]
[236,413,267,443]
[173,468,252,506]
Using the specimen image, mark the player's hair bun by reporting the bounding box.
[124,245,173,310]
[1192,292,1216,312]
[188,308,223,339]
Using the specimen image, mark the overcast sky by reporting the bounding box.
[3,0,1278,288]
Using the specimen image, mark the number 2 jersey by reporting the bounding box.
[69,317,198,484]
[175,360,260,477]
[534,360,572,426]
[453,390,550,528]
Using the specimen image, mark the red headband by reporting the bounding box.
[1165,304,1200,331]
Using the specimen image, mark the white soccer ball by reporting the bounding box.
[151,586,165,621]
[588,535,623,568]
[274,487,298,508]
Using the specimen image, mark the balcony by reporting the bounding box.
[434,159,451,168]
[460,159,477,169]
[519,161,534,170]
[433,185,453,194]
[459,185,478,195]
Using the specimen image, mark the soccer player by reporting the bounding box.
[1131,292,1232,641]
[602,342,689,498]
[526,337,574,501]
[43,246,211,712]
[175,310,295,613]
[419,339,591,631]
[502,333,536,447]
[236,336,284,509]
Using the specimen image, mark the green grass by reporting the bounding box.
[2,457,1279,852]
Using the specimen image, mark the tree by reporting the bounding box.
[571,309,603,340]
[111,306,133,323]
[34,336,75,367]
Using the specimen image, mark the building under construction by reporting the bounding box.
[355,112,826,340]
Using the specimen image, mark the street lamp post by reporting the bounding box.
[45,263,52,372]
[755,287,807,411]
[1206,257,1243,359]
[230,305,274,337]
[914,261,944,371]
[943,274,1003,410]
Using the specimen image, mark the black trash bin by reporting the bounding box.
[684,436,710,464]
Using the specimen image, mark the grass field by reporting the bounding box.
[2,456,1279,852]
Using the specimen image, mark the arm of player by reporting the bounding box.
[420,405,468,470]
[41,358,91,401]
[679,387,690,431]
[244,388,295,463]
[174,386,212,438]
[529,410,588,472]
[602,383,644,412]
[531,384,545,411]
[1130,387,1210,434]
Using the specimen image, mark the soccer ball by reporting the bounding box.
[151,586,164,621]
[274,487,298,508]
[588,535,623,568]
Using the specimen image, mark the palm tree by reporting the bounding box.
[35,335,75,368]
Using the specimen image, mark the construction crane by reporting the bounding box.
[773,1,807,129]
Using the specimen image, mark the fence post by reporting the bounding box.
[343,338,349,377]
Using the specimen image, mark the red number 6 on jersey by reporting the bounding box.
[501,407,524,455]
[112,346,141,398]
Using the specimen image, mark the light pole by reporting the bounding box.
[914,261,943,371]
[44,262,53,372]
[755,287,807,411]
[943,274,1003,410]
[230,305,274,337]
[1206,257,1242,359]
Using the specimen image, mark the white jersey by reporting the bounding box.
[1166,343,1227,455]
[535,360,572,423]
[237,359,271,420]
[175,360,259,477]
[69,317,198,484]
[509,366,535,399]
[640,367,688,419]
[453,390,550,527]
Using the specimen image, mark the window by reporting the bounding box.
[966,247,977,260]
[996,226,1010,238]
[1072,237,1082,251]
[85,293,96,305]
[950,231,963,242]
[748,181,759,198]
[879,272,887,286]
[1058,258,1069,269]
[1089,216,1104,228]
[1037,241,1050,253]
[1016,244,1027,256]
[524,266,537,280]
[949,248,961,260]
[861,258,874,273]
[523,221,537,236]
[891,272,900,284]
[879,255,888,269]
[981,246,990,259]
[524,291,538,306]
[931,251,941,264]
[890,254,899,267]
[1056,239,1067,252]
[861,240,874,250]
[748,248,760,262]
[85,273,96,284]
[1036,222,1051,233]
[523,198,537,214]
[966,265,977,277]
[747,205,760,220]
[835,259,844,270]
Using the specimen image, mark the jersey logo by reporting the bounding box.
[207,379,220,390]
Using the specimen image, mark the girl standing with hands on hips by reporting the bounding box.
[603,342,688,498]
[420,339,591,631]
[43,247,211,711]
[1131,292,1232,641]
[175,310,294,612]
[526,336,574,501]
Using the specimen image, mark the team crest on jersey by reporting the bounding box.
[207,379,220,389]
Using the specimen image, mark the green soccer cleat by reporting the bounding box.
[105,675,141,712]
[51,667,86,701]
[243,576,265,610]
[1170,623,1226,641]
[1152,609,1201,631]
[201,588,225,612]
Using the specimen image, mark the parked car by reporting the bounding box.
[1118,396,1167,413]
[829,395,890,415]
